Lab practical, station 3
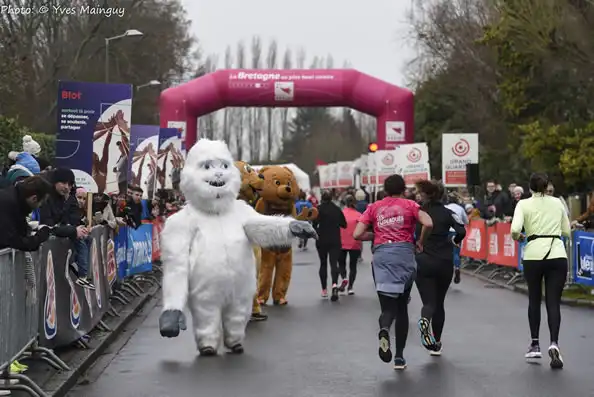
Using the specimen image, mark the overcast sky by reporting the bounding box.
[180,0,416,87]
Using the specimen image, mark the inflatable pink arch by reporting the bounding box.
[159,69,414,150]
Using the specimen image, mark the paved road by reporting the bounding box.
[69,244,594,397]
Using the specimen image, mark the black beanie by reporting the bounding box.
[52,167,75,184]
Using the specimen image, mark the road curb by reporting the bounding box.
[460,268,594,309]
[45,284,160,397]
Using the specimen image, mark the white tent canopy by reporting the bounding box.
[251,163,311,193]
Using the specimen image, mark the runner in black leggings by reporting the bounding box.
[414,180,466,356]
[511,173,571,369]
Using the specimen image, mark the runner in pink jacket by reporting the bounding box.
[338,195,363,295]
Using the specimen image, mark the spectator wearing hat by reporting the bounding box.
[38,168,94,289]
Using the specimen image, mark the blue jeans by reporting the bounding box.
[449,231,461,269]
[74,237,91,277]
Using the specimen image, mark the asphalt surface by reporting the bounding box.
[68,243,594,397]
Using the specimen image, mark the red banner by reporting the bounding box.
[461,221,519,268]
[152,218,164,261]
[460,219,488,260]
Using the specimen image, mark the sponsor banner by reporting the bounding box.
[114,226,128,280]
[394,143,431,186]
[385,121,406,145]
[374,150,399,185]
[441,133,479,187]
[40,228,110,348]
[157,128,183,190]
[573,231,594,286]
[317,164,331,189]
[360,154,370,185]
[167,121,187,157]
[126,224,153,277]
[486,222,519,268]
[129,125,159,199]
[327,163,338,187]
[335,161,354,188]
[55,81,133,194]
[460,219,487,260]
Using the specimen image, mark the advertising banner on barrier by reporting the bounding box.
[55,81,133,195]
[488,223,519,268]
[573,231,594,286]
[461,220,487,260]
[129,125,159,199]
[126,224,153,276]
[441,133,479,187]
[39,228,110,348]
[114,226,128,280]
[157,127,183,190]
[394,143,431,186]
[335,161,354,188]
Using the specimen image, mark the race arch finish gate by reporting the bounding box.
[159,69,414,150]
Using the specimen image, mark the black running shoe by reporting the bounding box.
[454,269,461,284]
[430,341,443,356]
[378,328,392,363]
[330,284,339,302]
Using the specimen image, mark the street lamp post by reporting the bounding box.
[105,29,144,82]
[136,80,161,91]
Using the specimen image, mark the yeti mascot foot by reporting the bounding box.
[158,139,317,356]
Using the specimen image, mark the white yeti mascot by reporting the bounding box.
[158,139,317,356]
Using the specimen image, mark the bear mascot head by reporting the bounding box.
[255,165,317,221]
[181,139,241,214]
[235,161,264,204]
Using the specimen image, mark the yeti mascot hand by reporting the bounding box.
[159,139,317,356]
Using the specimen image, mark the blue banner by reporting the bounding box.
[126,224,153,276]
[114,226,128,280]
[573,231,594,287]
[55,81,133,195]
[157,128,182,190]
[129,125,159,199]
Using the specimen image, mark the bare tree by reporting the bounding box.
[265,40,278,160]
[222,45,233,144]
[198,54,219,139]
[326,55,335,69]
[280,47,293,151]
[249,36,263,162]
[234,41,246,160]
[296,47,306,69]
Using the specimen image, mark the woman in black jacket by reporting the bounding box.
[313,191,347,302]
[414,180,466,356]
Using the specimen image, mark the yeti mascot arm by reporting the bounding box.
[240,201,318,248]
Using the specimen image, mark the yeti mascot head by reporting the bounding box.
[180,139,241,214]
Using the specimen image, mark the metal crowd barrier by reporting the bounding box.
[460,219,592,290]
[0,222,164,397]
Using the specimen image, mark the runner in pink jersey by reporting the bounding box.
[354,174,433,370]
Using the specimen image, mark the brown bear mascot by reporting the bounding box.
[234,160,268,321]
[256,166,318,306]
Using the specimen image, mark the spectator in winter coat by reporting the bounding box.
[481,180,510,219]
[38,168,94,289]
[1,152,40,187]
[0,176,53,251]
